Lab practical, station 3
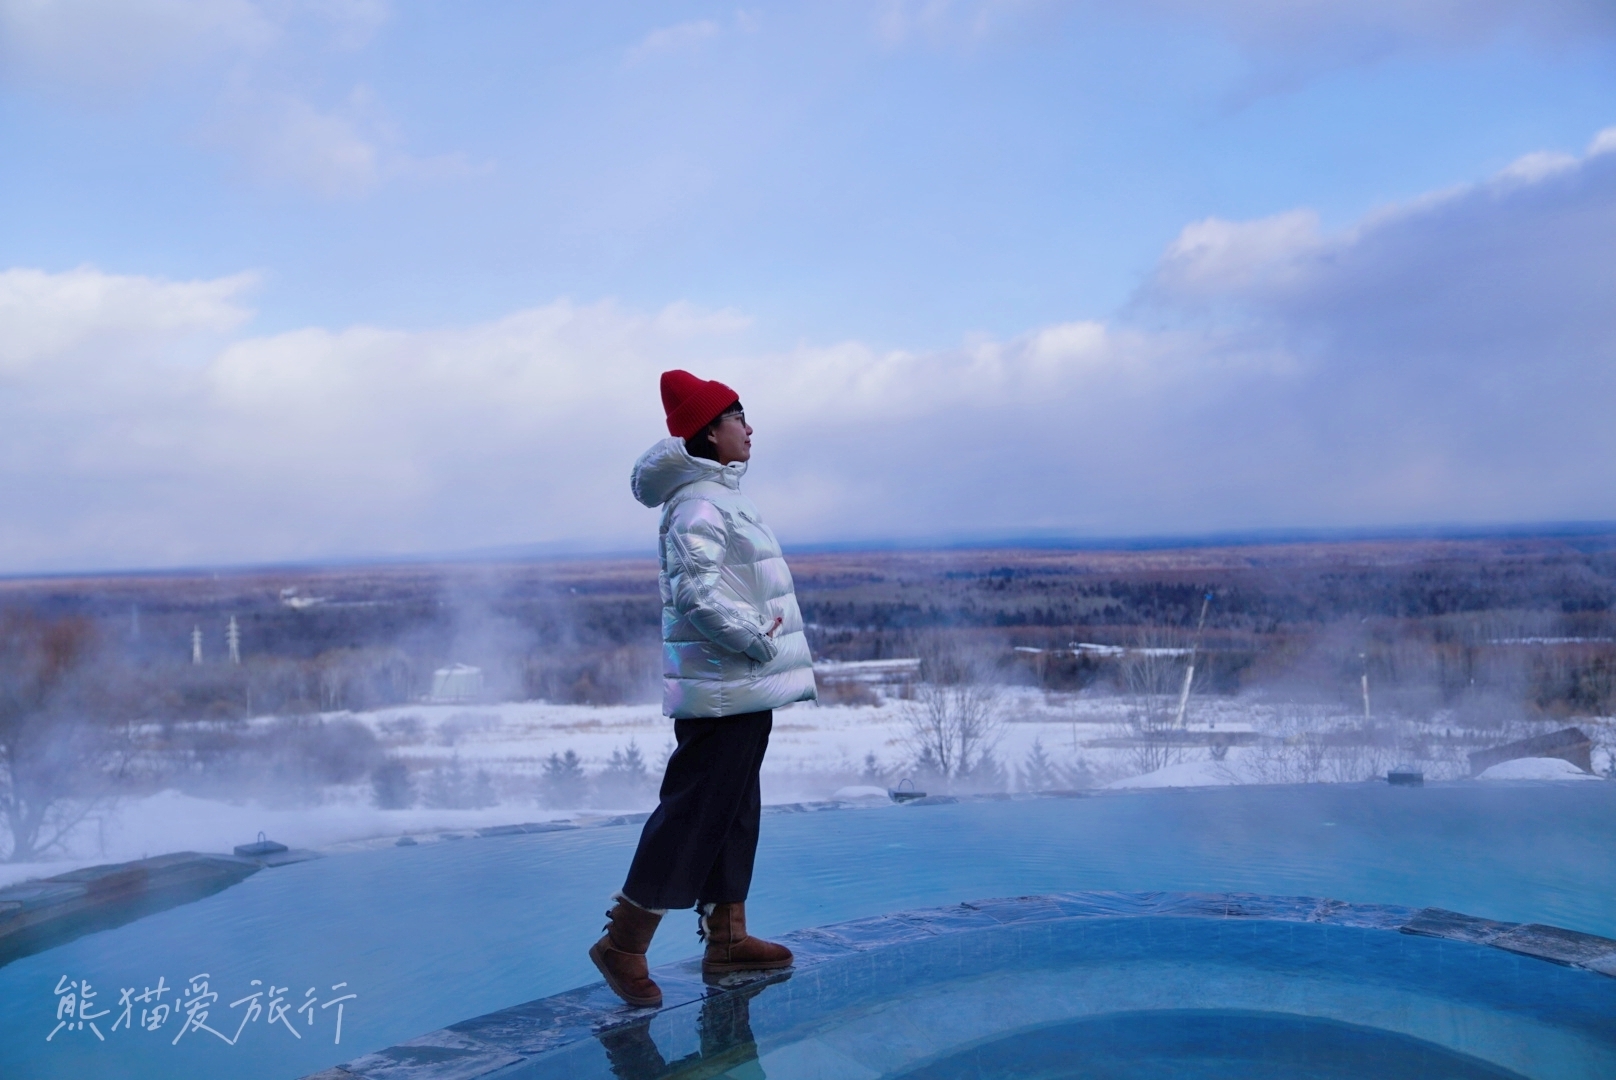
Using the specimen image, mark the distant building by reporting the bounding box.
[429,664,484,704]
[279,588,327,610]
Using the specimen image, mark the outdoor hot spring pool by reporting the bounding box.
[3,781,1615,1080]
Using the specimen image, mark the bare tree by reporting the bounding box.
[1591,720,1616,778]
[904,681,1005,788]
[1323,727,1394,783]
[1243,719,1329,785]
[1120,638,1186,775]
[0,613,128,862]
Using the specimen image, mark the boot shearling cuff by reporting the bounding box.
[614,891,668,916]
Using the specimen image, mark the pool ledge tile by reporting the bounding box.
[1400,907,1519,946]
[300,892,1616,1080]
[1307,898,1415,929]
[1400,906,1616,978]
[1493,923,1616,968]
[960,895,1073,924]
[1583,952,1616,977]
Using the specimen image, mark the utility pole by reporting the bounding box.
[1361,653,1372,723]
[1174,592,1213,729]
[191,626,203,665]
[227,616,241,665]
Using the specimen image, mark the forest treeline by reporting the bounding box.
[5,535,1616,858]
[4,534,1616,724]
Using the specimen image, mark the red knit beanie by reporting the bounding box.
[660,370,740,439]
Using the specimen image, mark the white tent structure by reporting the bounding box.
[429,663,484,704]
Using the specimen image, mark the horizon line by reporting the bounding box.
[4,519,1616,584]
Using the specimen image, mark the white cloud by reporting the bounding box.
[0,0,392,89]
[1152,0,1616,53]
[1,1,426,199]
[0,281,763,569]
[625,18,722,65]
[740,319,1213,432]
[874,1,1616,82]
[219,88,384,197]
[209,84,485,197]
[0,265,253,372]
[1120,129,1616,526]
[1495,150,1580,187]
[0,263,1204,569]
[1151,209,1326,301]
[4,123,1616,570]
[624,11,764,65]
[876,0,1042,45]
[297,0,390,50]
[0,0,273,89]
[1587,126,1616,157]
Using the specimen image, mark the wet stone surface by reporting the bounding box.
[1401,907,1518,945]
[1494,923,1616,967]
[475,823,581,838]
[1584,952,1616,978]
[338,1027,524,1080]
[0,851,274,968]
[301,891,1616,1080]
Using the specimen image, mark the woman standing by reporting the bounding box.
[589,369,817,1008]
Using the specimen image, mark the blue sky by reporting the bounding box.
[2,1,1616,571]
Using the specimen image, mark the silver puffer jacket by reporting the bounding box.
[631,438,817,718]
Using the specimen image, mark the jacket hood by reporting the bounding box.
[631,438,746,508]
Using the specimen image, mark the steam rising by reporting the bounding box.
[2,536,1614,869]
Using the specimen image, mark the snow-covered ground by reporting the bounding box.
[1107,758,1241,789]
[343,687,1276,788]
[1477,756,1604,781]
[2,690,1610,890]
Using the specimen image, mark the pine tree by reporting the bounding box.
[1059,755,1096,790]
[595,741,651,807]
[601,741,648,783]
[1019,738,1058,792]
[541,748,588,808]
[861,752,886,786]
[469,768,497,809]
[371,758,415,809]
[423,756,467,809]
[961,748,1008,792]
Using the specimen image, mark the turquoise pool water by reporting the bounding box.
[509,909,1616,1080]
[895,1011,1530,1079]
[3,781,1614,1079]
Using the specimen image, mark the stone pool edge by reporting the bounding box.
[299,890,1616,1080]
[0,848,321,969]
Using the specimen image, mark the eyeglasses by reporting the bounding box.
[717,411,747,426]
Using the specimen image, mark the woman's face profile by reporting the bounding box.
[710,411,753,465]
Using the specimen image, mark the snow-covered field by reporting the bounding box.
[1475,756,1606,781]
[2,688,1610,890]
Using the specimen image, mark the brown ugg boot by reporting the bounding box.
[589,895,665,1008]
[699,901,793,975]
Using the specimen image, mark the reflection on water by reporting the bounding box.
[600,983,768,1080]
